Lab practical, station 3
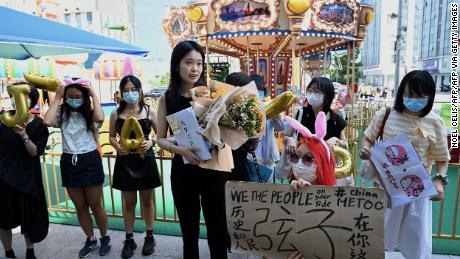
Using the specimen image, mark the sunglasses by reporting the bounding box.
[289,153,314,165]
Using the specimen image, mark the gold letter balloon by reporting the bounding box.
[0,84,30,127]
[24,73,61,92]
[120,117,145,157]
[334,146,353,179]
[265,91,297,119]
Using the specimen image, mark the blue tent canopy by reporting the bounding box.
[0,7,149,60]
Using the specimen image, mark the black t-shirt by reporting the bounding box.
[0,116,49,198]
[298,106,347,140]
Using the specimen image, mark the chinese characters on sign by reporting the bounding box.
[370,134,437,207]
[226,182,385,259]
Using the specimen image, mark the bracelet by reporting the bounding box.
[432,173,449,186]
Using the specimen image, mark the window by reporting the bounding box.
[75,13,82,28]
[64,14,71,25]
[86,12,93,25]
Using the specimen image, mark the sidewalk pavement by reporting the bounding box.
[2,224,459,259]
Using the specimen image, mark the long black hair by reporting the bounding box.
[117,75,145,115]
[166,40,206,114]
[306,77,335,114]
[225,72,252,87]
[394,70,435,117]
[61,83,93,131]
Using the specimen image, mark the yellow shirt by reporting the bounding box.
[364,108,450,174]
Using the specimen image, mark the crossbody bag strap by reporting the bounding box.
[376,106,391,141]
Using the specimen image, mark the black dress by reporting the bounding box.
[298,105,347,140]
[0,116,50,243]
[112,107,161,191]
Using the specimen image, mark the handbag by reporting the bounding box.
[274,107,303,180]
[360,107,391,183]
[246,150,273,183]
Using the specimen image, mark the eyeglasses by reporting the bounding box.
[289,153,314,165]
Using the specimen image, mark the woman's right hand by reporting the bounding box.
[179,146,202,165]
[284,136,297,154]
[287,251,304,259]
[116,144,125,155]
[360,146,371,160]
[55,85,65,100]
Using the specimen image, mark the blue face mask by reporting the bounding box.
[66,98,83,109]
[403,97,428,113]
[123,91,140,104]
[258,90,265,101]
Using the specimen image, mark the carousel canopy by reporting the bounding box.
[162,0,375,57]
[0,6,149,60]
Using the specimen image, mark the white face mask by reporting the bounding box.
[292,160,317,183]
[307,93,324,107]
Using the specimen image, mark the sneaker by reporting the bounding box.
[5,249,16,258]
[25,249,36,259]
[79,238,98,258]
[99,236,112,256]
[142,235,156,255]
[121,238,137,259]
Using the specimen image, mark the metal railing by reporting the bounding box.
[40,102,459,241]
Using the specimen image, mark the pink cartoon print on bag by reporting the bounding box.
[400,174,425,198]
[384,144,409,166]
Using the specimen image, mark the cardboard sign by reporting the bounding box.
[166,107,211,164]
[226,182,385,259]
[370,134,437,207]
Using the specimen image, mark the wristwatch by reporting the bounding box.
[23,138,29,143]
[432,173,449,185]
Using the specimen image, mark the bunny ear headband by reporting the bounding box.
[284,111,331,159]
[63,77,90,87]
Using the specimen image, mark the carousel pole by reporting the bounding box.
[291,34,296,91]
[322,37,327,75]
[205,36,210,85]
[246,36,250,75]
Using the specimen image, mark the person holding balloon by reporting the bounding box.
[108,75,161,259]
[0,83,49,259]
[44,79,111,258]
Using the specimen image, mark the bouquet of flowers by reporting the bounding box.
[190,80,266,150]
[220,95,265,137]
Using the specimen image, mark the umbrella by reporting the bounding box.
[0,6,149,60]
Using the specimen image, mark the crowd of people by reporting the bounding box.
[0,40,449,259]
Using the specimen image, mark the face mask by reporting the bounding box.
[66,98,83,109]
[403,97,428,113]
[123,91,140,104]
[292,161,317,183]
[258,90,265,101]
[307,93,324,107]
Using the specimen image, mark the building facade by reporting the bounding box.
[419,0,455,90]
[59,0,134,44]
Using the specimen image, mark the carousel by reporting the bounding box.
[162,0,375,98]
[162,0,376,179]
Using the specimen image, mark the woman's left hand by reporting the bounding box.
[141,139,154,151]
[290,179,311,192]
[82,84,96,97]
[430,180,445,201]
[13,124,28,140]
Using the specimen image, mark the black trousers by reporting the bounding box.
[171,156,228,259]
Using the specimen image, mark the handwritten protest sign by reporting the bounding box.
[226,182,385,259]
[370,134,437,207]
[166,107,211,164]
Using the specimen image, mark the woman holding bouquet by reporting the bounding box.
[156,40,228,259]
